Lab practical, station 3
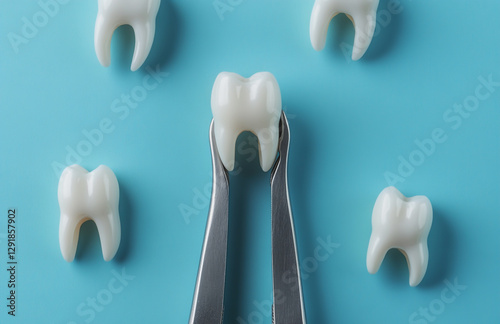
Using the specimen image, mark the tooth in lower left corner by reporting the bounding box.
[310,0,379,60]
[58,165,121,262]
[95,0,161,71]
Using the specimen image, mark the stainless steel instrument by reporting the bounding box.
[190,112,305,324]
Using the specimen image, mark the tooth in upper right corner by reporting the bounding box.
[95,0,161,71]
[310,0,379,60]
[211,72,282,172]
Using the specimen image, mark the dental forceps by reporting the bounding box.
[189,112,306,324]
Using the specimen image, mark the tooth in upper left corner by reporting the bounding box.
[310,0,379,60]
[95,0,161,71]
[58,165,121,262]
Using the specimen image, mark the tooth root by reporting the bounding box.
[94,15,116,68]
[130,21,155,71]
[351,12,377,60]
[404,243,429,287]
[214,125,238,172]
[366,236,389,275]
[95,211,121,262]
[256,127,280,172]
[59,214,87,263]
[310,0,379,60]
[310,2,338,51]
[94,0,161,71]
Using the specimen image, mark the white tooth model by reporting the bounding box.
[211,72,281,172]
[367,186,433,286]
[95,0,161,71]
[58,165,121,262]
[310,0,379,60]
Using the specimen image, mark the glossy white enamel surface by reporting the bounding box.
[95,0,161,71]
[367,186,432,286]
[310,0,379,60]
[211,72,282,172]
[58,165,120,262]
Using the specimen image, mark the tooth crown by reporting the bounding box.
[211,72,282,172]
[367,186,433,286]
[97,0,160,19]
[310,0,380,60]
[58,165,120,262]
[95,0,161,71]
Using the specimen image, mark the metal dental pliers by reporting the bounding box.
[189,112,306,324]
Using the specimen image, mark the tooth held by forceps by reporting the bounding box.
[95,0,161,71]
[58,165,121,262]
[211,72,282,172]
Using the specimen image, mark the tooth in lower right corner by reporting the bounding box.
[366,187,433,286]
[310,0,379,60]
[211,72,282,172]
[95,0,161,71]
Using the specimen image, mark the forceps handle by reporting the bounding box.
[271,112,306,324]
[190,121,229,324]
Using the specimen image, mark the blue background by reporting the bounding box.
[1,1,499,323]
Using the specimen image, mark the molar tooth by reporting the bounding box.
[366,186,433,286]
[310,0,379,60]
[58,165,121,262]
[211,72,282,172]
[94,0,161,71]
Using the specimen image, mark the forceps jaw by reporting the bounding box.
[190,113,305,324]
[270,111,307,324]
[271,111,289,181]
[189,121,229,324]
